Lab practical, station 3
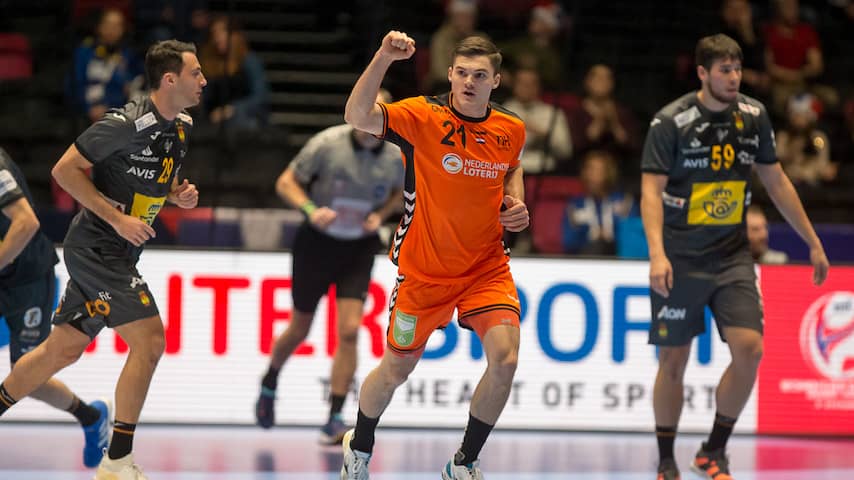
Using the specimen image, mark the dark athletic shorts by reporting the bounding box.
[53,247,158,339]
[291,224,379,313]
[0,270,56,362]
[648,251,763,346]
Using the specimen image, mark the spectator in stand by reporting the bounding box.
[502,67,572,175]
[719,0,769,99]
[776,92,836,186]
[68,8,143,124]
[840,97,854,182]
[135,0,210,47]
[569,64,639,175]
[199,15,269,131]
[746,204,789,264]
[427,0,488,94]
[500,1,563,90]
[764,0,837,115]
[562,150,637,255]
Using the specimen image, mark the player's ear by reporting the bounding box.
[696,65,707,82]
[492,72,501,90]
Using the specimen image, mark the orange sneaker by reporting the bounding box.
[691,443,733,479]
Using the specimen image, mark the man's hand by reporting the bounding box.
[168,179,199,209]
[378,31,415,62]
[500,195,529,232]
[362,212,382,233]
[112,215,156,247]
[649,254,673,298]
[309,207,337,230]
[810,246,829,286]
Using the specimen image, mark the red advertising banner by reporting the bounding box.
[758,265,854,435]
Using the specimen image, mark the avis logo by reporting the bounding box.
[800,292,854,379]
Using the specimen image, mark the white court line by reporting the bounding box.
[5,470,854,480]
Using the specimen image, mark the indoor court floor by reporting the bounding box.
[1,424,852,479]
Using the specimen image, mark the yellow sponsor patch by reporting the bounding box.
[687,181,745,225]
[130,192,166,226]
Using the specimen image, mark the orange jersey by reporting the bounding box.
[379,94,526,283]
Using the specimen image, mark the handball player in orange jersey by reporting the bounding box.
[339,31,528,480]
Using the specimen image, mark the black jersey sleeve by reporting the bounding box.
[74,111,136,164]
[756,104,778,165]
[0,150,25,210]
[641,114,677,174]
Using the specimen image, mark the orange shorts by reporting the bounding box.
[386,265,521,354]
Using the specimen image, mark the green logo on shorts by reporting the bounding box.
[393,310,417,347]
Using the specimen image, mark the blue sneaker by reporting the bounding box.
[319,414,348,445]
[256,387,276,429]
[82,398,112,468]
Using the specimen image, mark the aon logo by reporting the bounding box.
[657,306,687,320]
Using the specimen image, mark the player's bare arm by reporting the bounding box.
[275,165,337,229]
[167,177,199,209]
[755,162,829,285]
[641,172,672,297]
[0,197,40,269]
[53,144,155,247]
[344,30,415,135]
[500,166,529,232]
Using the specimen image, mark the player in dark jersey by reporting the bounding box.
[0,147,111,468]
[0,40,204,480]
[641,34,829,480]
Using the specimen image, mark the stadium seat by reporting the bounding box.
[0,33,33,80]
[769,223,854,263]
[531,198,568,254]
[534,175,585,199]
[72,0,132,22]
[616,216,648,259]
[541,91,581,118]
[177,219,242,248]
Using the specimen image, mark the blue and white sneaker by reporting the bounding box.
[442,459,484,480]
[320,414,349,445]
[82,398,112,468]
[340,429,371,480]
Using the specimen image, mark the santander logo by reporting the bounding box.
[799,291,854,380]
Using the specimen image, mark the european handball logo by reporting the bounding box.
[442,153,463,174]
[800,291,854,380]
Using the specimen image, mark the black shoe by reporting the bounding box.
[691,442,733,479]
[255,387,276,429]
[657,457,680,480]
